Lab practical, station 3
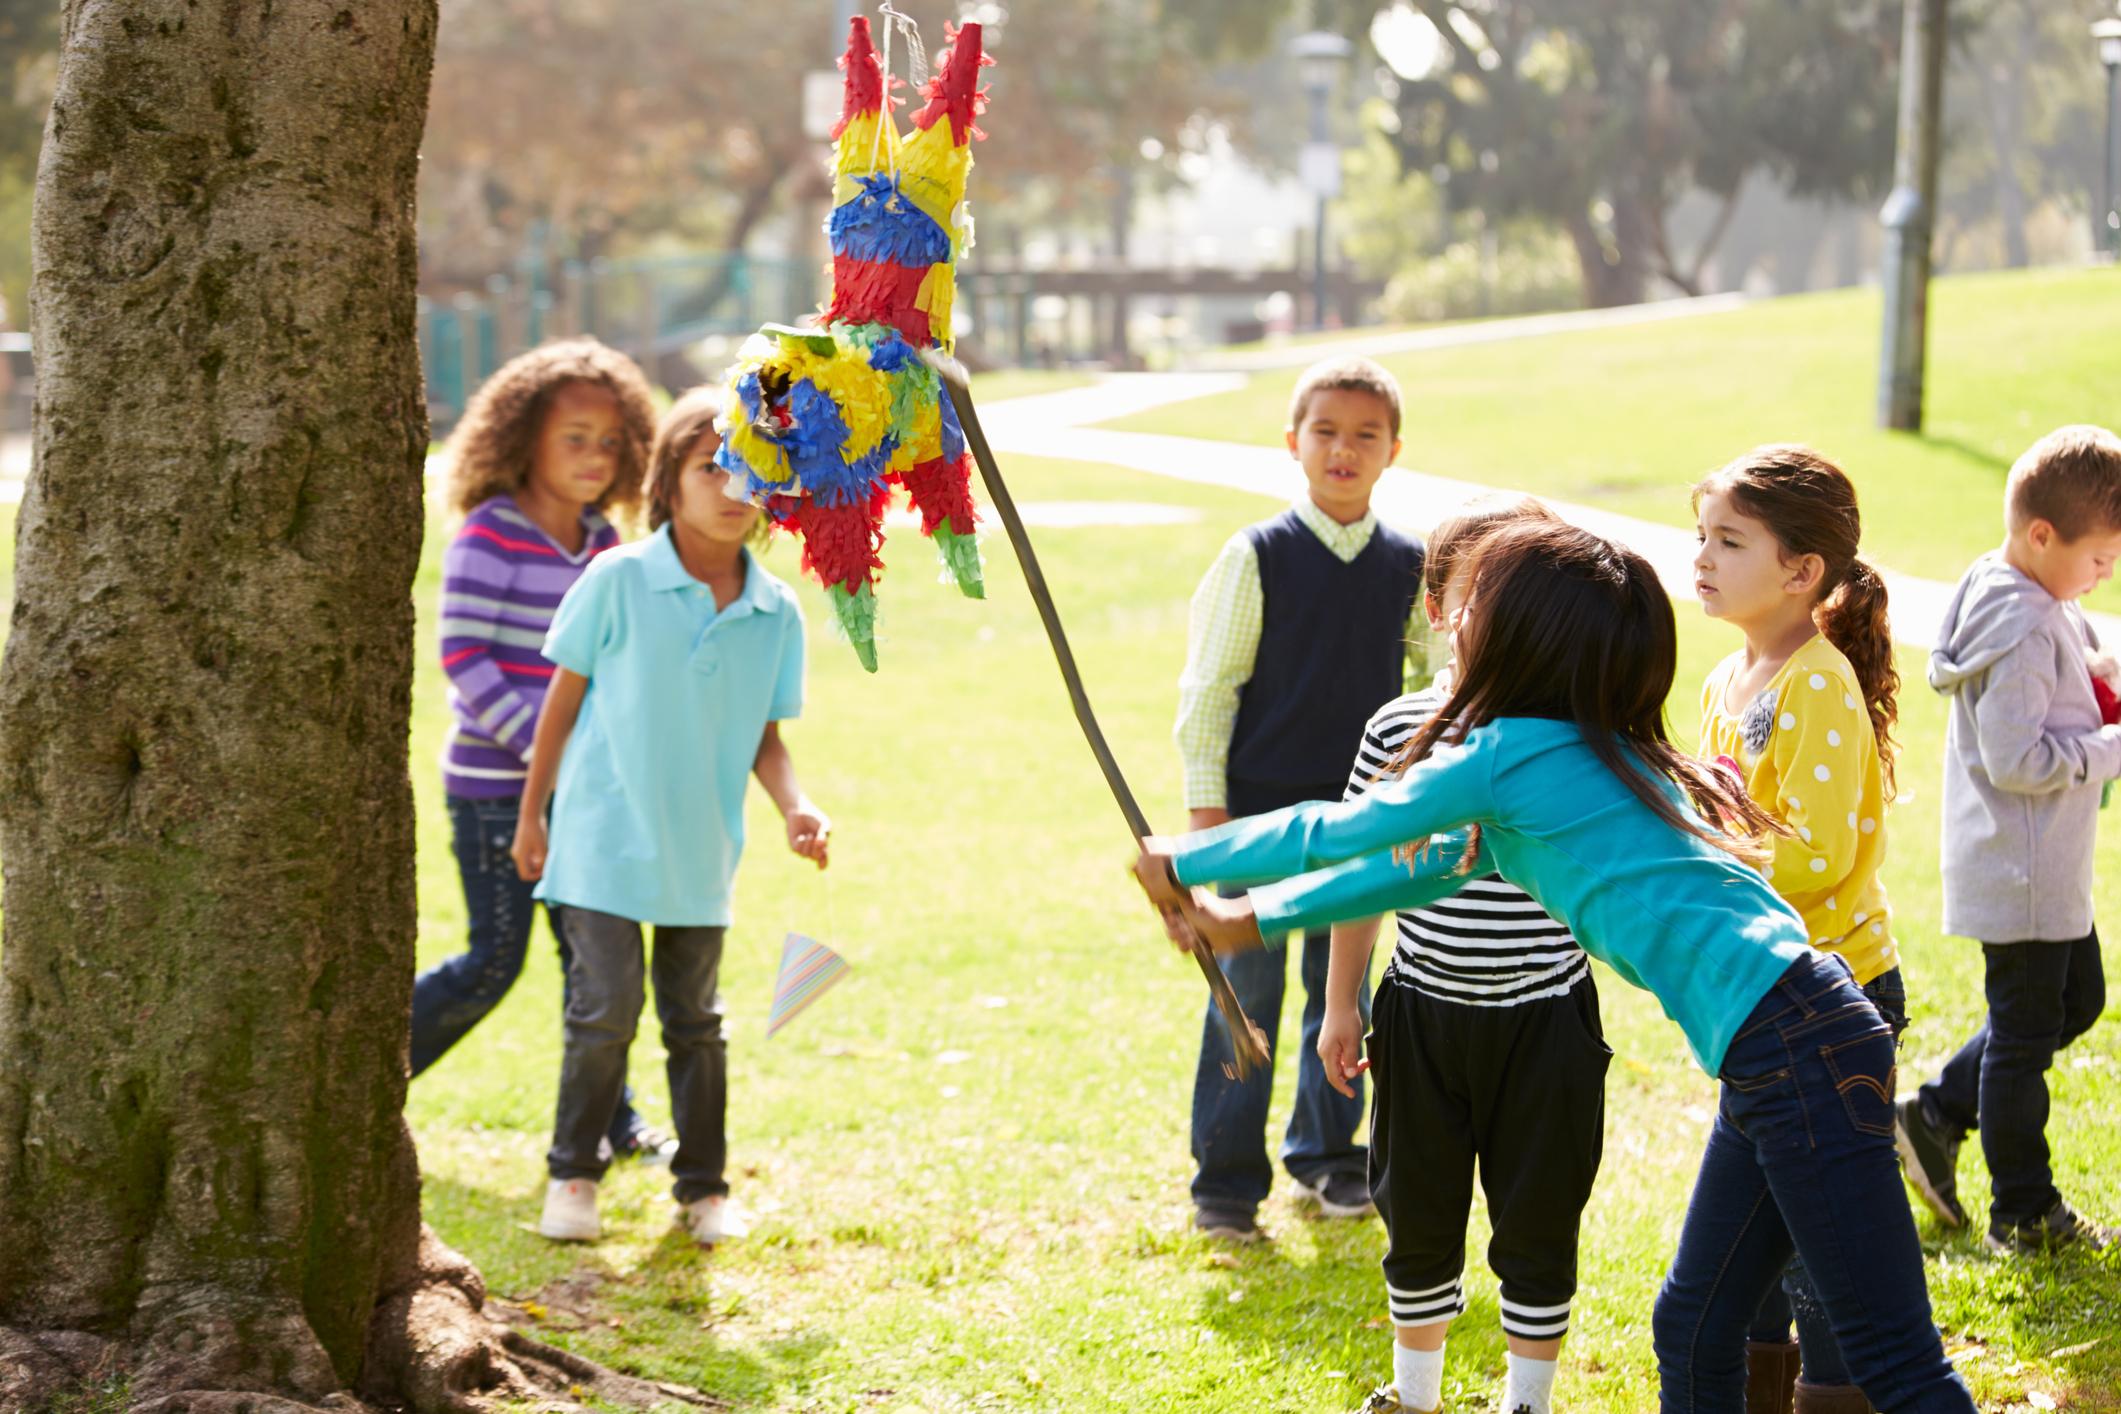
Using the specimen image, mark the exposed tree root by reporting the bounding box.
[2,1230,716,1414]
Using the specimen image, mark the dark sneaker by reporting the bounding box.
[1294,1170,1377,1219]
[1194,1206,1263,1244]
[614,1125,679,1167]
[1986,1199,2116,1255]
[1893,1097,1966,1229]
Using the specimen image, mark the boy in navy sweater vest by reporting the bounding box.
[1175,356,1425,1240]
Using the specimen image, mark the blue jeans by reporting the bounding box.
[411,795,641,1144]
[1918,930,2104,1227]
[1655,954,1972,1412]
[1748,966,1907,1386]
[1191,923,1371,1214]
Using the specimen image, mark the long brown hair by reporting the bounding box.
[1386,520,1786,872]
[446,337,656,522]
[1695,445,1899,799]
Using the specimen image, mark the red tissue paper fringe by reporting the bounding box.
[826,256,933,347]
[789,485,890,593]
[832,16,884,139]
[896,453,977,537]
[913,22,992,146]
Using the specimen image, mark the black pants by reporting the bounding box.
[1918,929,2105,1227]
[546,906,729,1204]
[1369,975,1610,1342]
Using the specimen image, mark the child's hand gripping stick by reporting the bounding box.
[926,348,1271,1080]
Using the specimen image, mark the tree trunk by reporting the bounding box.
[1566,206,1651,308]
[0,3,437,1408]
[1976,20,2032,270]
[0,12,715,1410]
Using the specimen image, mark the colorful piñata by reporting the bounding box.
[715,15,991,670]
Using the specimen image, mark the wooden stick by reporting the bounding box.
[926,352,1271,1079]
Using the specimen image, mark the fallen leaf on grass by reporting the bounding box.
[2051,1340,2100,1359]
[2026,1392,2057,1411]
[1202,1251,1241,1269]
[1363,1317,1389,1330]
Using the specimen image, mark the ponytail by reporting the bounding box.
[1817,556,1900,801]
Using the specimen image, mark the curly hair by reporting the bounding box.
[445,337,657,523]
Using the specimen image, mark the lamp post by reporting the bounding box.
[1877,0,1946,432]
[2096,18,2121,258]
[1291,30,1351,330]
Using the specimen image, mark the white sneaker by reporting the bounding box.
[538,1178,600,1241]
[676,1194,751,1246]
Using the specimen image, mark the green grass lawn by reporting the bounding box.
[1108,267,2121,617]
[396,450,2121,1413]
[5,288,2121,1411]
[961,367,1098,404]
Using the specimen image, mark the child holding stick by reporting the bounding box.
[1136,521,1974,1413]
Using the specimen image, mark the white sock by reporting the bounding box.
[1393,1341,1444,1412]
[1503,1352,1558,1414]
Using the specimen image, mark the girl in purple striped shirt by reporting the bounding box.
[410,340,665,1157]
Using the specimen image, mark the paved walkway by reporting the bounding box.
[978,363,2121,653]
[9,296,2108,649]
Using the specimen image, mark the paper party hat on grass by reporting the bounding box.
[767,932,852,1038]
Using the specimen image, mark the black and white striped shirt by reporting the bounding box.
[1344,688,1590,1006]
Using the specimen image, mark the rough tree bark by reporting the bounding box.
[0,6,695,1412]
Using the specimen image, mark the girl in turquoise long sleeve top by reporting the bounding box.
[1171,716,1810,1077]
[1136,521,1973,1414]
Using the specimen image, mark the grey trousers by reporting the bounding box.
[546,904,728,1203]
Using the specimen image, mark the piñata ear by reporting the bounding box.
[893,22,989,350]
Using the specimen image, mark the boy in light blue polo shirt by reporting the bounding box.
[512,388,830,1247]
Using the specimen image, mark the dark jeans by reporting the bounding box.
[1748,966,1907,1387]
[547,905,729,1204]
[412,795,641,1146]
[1191,919,1371,1214]
[1654,953,1972,1413]
[1917,929,2104,1227]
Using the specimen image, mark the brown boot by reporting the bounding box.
[1745,1338,1800,1414]
[1794,1379,1876,1413]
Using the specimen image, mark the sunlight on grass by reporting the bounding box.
[402,450,2121,1412]
[1109,268,2121,616]
[5,274,2121,1409]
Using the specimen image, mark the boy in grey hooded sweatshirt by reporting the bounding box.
[1895,425,2121,1254]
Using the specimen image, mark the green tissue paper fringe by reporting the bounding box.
[828,581,880,673]
[933,523,984,599]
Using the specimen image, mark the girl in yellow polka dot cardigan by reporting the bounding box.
[1692,445,1902,1414]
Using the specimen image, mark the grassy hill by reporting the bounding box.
[1110,268,2121,613]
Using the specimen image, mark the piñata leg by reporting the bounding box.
[899,452,983,599]
[790,488,890,672]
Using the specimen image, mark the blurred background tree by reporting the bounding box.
[0,1,2111,371]
[0,4,57,330]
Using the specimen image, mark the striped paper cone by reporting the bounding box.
[767,932,851,1038]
